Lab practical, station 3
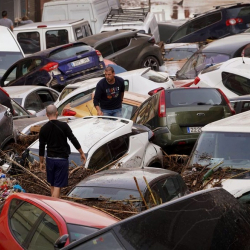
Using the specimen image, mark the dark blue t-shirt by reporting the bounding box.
[93,76,125,110]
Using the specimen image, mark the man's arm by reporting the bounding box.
[39,129,46,171]
[93,82,103,116]
[65,124,87,165]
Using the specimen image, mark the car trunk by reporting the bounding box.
[166,106,225,136]
[56,50,100,77]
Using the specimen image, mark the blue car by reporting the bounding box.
[0,42,105,91]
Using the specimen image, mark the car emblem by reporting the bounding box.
[197,113,205,116]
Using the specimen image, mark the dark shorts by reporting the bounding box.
[46,157,69,187]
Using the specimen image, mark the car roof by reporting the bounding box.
[202,110,250,133]
[3,86,58,98]
[201,33,250,55]
[10,193,117,227]
[188,3,250,20]
[79,29,138,46]
[14,19,88,31]
[74,167,178,190]
[30,116,134,153]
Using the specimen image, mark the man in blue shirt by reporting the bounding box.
[94,66,125,117]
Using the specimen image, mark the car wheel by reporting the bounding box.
[141,56,159,71]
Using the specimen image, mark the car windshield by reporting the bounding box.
[68,186,140,201]
[67,223,99,242]
[0,52,23,77]
[28,148,84,167]
[141,69,168,83]
[177,52,230,79]
[166,89,226,107]
[188,132,250,170]
[49,44,92,60]
[59,87,77,101]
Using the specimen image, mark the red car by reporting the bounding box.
[0,193,118,250]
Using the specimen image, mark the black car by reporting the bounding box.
[61,188,250,250]
[68,167,188,211]
[168,3,250,43]
[176,33,250,80]
[0,42,105,91]
[79,29,164,71]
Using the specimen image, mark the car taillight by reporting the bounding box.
[158,90,166,117]
[0,87,9,97]
[62,109,76,116]
[217,89,236,115]
[96,50,103,62]
[148,36,155,44]
[40,62,59,72]
[226,18,243,26]
[193,76,200,85]
[148,87,165,96]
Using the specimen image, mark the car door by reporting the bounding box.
[6,198,60,250]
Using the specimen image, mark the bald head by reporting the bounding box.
[46,105,58,118]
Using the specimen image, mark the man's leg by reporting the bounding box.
[52,187,61,198]
[112,108,122,118]
[102,109,113,116]
[50,186,54,196]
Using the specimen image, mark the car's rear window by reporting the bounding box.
[49,44,92,60]
[227,6,250,18]
[141,69,168,83]
[166,89,226,108]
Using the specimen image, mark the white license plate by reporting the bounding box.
[71,57,90,67]
[187,127,202,133]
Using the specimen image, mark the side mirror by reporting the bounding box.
[54,234,69,250]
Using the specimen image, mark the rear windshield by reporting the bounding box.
[17,32,40,54]
[164,47,198,60]
[0,52,23,77]
[227,6,250,18]
[49,44,92,60]
[141,69,168,83]
[59,87,77,101]
[166,89,226,108]
[68,186,140,200]
[177,52,230,79]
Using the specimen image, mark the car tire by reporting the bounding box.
[140,56,159,71]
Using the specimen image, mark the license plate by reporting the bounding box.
[187,127,202,133]
[71,57,90,67]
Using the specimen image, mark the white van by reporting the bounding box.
[0,26,24,78]
[100,8,160,43]
[13,19,92,56]
[187,110,250,202]
[42,0,120,34]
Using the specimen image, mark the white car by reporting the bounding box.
[190,57,250,98]
[54,67,175,114]
[187,110,250,202]
[27,116,164,170]
[3,86,59,113]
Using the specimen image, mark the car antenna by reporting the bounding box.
[242,53,245,64]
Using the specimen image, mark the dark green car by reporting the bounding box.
[131,88,235,153]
